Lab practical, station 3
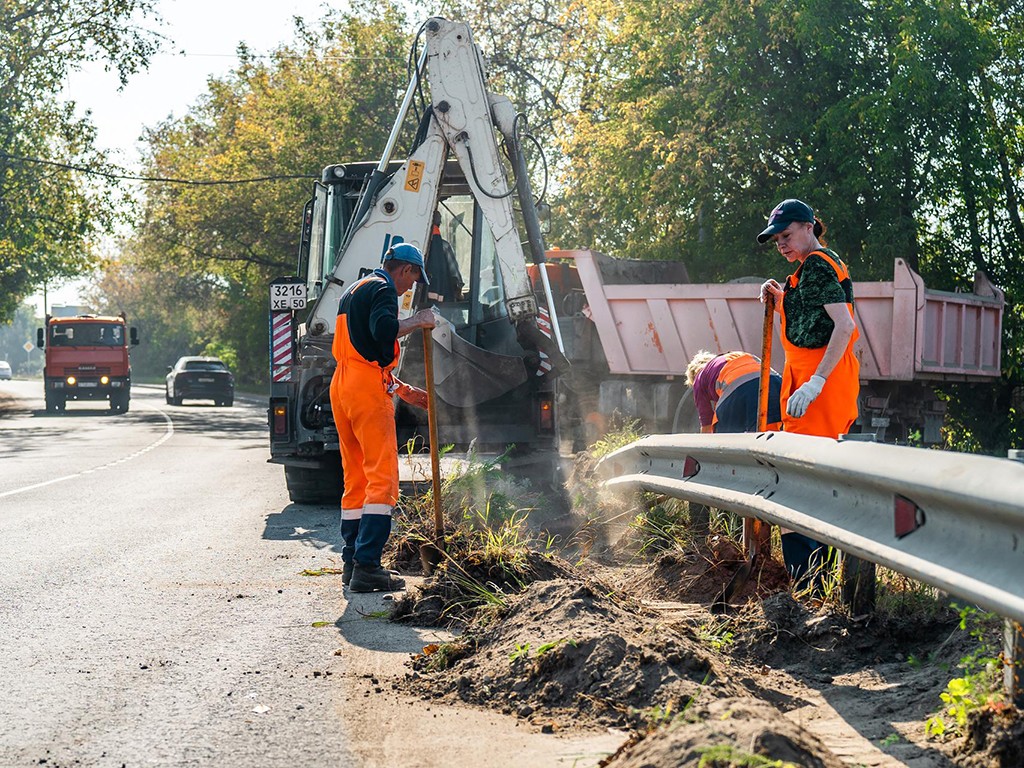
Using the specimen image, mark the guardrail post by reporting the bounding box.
[1003,449,1024,707]
[837,433,877,614]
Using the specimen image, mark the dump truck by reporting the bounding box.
[541,250,1004,446]
[37,313,140,413]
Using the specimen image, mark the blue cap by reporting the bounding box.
[757,199,815,243]
[383,243,429,285]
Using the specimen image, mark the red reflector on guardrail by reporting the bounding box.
[894,495,925,538]
[683,456,700,478]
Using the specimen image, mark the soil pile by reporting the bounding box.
[402,579,749,730]
[602,697,847,768]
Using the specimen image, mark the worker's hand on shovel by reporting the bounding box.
[411,308,442,329]
[760,279,783,306]
[394,380,429,410]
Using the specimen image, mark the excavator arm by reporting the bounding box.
[304,18,565,378]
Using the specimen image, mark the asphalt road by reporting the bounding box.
[0,380,359,766]
[0,380,622,768]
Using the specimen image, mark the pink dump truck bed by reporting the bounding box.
[559,251,1003,382]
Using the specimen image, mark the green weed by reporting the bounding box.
[695,745,796,767]
[924,604,1004,738]
[697,620,735,652]
[629,495,689,556]
[509,643,531,662]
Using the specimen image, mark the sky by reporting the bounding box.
[31,0,341,316]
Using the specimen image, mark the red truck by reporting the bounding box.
[37,314,139,413]
[537,251,1004,446]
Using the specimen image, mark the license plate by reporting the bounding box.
[197,378,215,383]
[79,382,97,388]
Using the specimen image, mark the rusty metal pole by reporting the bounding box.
[1004,450,1024,706]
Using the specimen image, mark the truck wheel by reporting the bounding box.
[172,392,183,406]
[110,390,130,413]
[284,455,343,505]
[224,396,234,407]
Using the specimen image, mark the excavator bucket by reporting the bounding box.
[430,321,528,407]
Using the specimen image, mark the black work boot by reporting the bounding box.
[343,561,398,588]
[349,563,406,593]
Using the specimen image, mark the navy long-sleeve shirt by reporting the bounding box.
[338,269,399,367]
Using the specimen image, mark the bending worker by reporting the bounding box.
[685,350,782,434]
[758,198,860,586]
[330,243,438,593]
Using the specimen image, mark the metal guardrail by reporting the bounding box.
[597,432,1024,625]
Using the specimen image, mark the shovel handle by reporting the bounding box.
[423,328,443,539]
[757,293,774,432]
[747,294,776,557]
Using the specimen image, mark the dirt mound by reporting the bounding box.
[390,550,577,626]
[601,697,847,767]
[623,540,790,604]
[730,591,961,677]
[957,705,1024,767]
[402,579,748,730]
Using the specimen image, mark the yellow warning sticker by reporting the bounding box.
[401,292,414,309]
[404,160,425,192]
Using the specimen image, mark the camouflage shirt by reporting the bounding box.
[782,249,854,349]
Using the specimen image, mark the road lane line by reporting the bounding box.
[0,404,174,500]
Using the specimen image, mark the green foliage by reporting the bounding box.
[694,745,796,767]
[589,418,645,459]
[924,604,1004,738]
[0,303,43,374]
[200,340,239,376]
[0,1,160,322]
[509,642,531,662]
[629,496,690,556]
[94,3,412,384]
[696,620,735,653]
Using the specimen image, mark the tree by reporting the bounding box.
[107,3,412,385]
[0,0,160,322]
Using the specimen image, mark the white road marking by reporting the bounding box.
[0,404,174,499]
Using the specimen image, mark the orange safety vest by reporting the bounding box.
[779,251,860,438]
[711,352,761,430]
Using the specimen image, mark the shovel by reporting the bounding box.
[711,294,775,613]
[418,326,446,576]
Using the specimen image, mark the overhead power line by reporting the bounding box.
[0,152,313,185]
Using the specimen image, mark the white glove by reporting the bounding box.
[760,279,782,304]
[786,374,826,418]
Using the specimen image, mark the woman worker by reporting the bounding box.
[757,199,860,587]
[685,350,782,434]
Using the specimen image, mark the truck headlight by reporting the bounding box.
[66,376,76,386]
[100,376,110,384]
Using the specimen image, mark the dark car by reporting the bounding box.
[165,356,234,406]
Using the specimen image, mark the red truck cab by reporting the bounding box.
[37,314,139,413]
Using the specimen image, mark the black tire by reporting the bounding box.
[172,393,183,406]
[284,454,343,505]
[224,397,233,407]
[110,389,130,413]
[165,387,172,404]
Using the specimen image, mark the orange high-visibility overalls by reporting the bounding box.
[329,275,401,524]
[779,251,860,438]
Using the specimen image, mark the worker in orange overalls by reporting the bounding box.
[685,350,782,434]
[330,243,439,593]
[758,199,860,590]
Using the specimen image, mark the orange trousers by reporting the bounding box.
[329,317,399,515]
